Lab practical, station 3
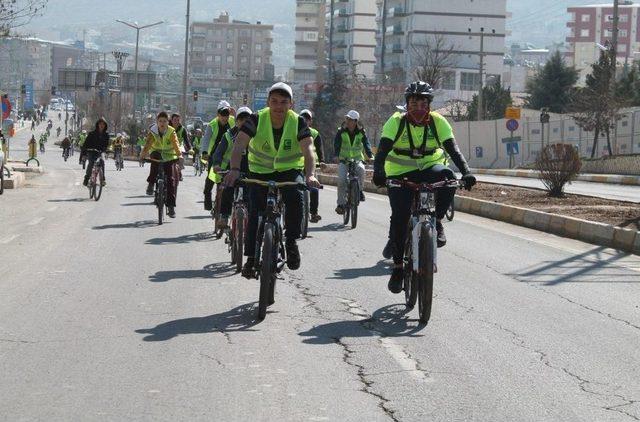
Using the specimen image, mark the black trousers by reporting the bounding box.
[84,151,104,181]
[245,169,304,257]
[310,187,320,215]
[219,184,234,217]
[203,159,215,205]
[388,164,456,265]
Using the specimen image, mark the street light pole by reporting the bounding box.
[116,19,163,122]
[181,0,191,119]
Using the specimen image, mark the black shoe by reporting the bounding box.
[382,239,393,259]
[204,198,213,211]
[242,258,256,279]
[310,214,322,223]
[436,220,446,248]
[83,177,89,187]
[168,207,176,218]
[359,191,365,202]
[146,183,154,196]
[335,205,344,215]
[286,240,300,270]
[388,267,404,294]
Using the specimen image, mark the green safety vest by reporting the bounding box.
[383,112,447,177]
[175,126,187,148]
[207,116,235,155]
[79,134,87,146]
[310,127,319,162]
[339,130,365,161]
[208,130,235,184]
[248,108,303,174]
[150,126,179,162]
[192,135,201,150]
[136,137,146,147]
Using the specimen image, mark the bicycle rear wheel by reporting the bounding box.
[94,166,104,201]
[404,225,417,309]
[350,180,359,229]
[0,165,4,195]
[258,222,275,320]
[234,208,245,273]
[417,223,435,324]
[156,179,165,225]
[301,190,310,239]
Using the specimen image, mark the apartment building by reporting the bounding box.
[375,0,507,103]
[326,0,377,79]
[294,0,327,85]
[566,1,640,82]
[189,12,275,114]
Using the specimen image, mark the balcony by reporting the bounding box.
[392,44,403,53]
[334,8,348,17]
[192,46,205,52]
[192,32,206,38]
[386,24,404,35]
[388,7,406,18]
[336,23,348,32]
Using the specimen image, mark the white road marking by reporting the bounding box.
[27,217,44,226]
[0,234,20,244]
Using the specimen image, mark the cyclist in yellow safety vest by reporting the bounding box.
[210,106,253,229]
[223,82,321,279]
[200,100,235,211]
[299,109,325,223]
[170,113,191,182]
[372,81,477,293]
[140,111,183,218]
[333,110,373,215]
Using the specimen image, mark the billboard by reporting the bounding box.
[58,69,93,91]
[24,79,34,110]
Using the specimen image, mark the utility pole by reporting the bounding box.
[478,27,485,121]
[611,0,620,153]
[328,0,335,80]
[379,0,388,80]
[181,0,190,119]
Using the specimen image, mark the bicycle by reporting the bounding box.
[240,178,310,320]
[144,157,170,225]
[193,152,204,177]
[387,178,465,325]
[62,147,70,162]
[86,148,106,201]
[341,159,363,229]
[225,180,248,273]
[114,148,124,171]
[212,182,226,239]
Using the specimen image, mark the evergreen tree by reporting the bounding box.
[467,79,512,121]
[311,67,347,158]
[525,51,579,113]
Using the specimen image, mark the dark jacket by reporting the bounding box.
[82,118,110,152]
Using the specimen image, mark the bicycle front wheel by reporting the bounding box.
[301,190,310,239]
[234,208,245,273]
[417,223,435,324]
[445,198,455,221]
[156,180,165,225]
[258,222,275,320]
[94,167,104,201]
[404,225,417,309]
[0,166,4,195]
[350,180,359,229]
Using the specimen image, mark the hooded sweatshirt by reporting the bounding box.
[83,118,110,152]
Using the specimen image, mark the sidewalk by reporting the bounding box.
[473,168,640,186]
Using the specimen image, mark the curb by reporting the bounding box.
[2,171,26,189]
[473,168,640,186]
[317,173,639,255]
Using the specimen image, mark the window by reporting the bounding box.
[620,14,629,23]
[304,31,318,42]
[460,72,480,91]
[241,43,248,51]
[207,29,214,36]
[215,42,222,49]
[605,14,613,21]
[619,29,627,37]
[206,55,213,62]
[227,42,233,50]
[240,57,247,64]
[255,56,262,64]
[441,71,456,90]
[214,55,221,63]
[256,43,262,51]
[580,29,589,37]
[227,29,234,37]
[226,55,233,64]
[581,14,590,22]
[240,29,249,37]
[618,44,626,53]
[206,42,214,50]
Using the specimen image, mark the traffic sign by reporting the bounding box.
[501,136,522,143]
[507,142,519,155]
[475,146,483,158]
[506,119,519,132]
[505,106,521,120]
[2,96,11,120]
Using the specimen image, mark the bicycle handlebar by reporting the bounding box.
[386,179,464,190]
[239,178,323,190]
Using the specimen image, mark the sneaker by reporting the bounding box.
[146,183,154,196]
[359,191,365,202]
[335,205,345,215]
[242,258,256,279]
[436,220,446,248]
[286,240,301,270]
[168,207,176,218]
[100,180,106,187]
[382,239,393,259]
[387,267,404,294]
[216,217,229,229]
[310,214,322,223]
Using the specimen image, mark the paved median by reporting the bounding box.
[473,168,640,186]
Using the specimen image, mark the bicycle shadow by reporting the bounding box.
[146,231,215,245]
[149,262,236,282]
[308,222,344,233]
[135,302,260,341]
[92,220,158,230]
[47,198,86,202]
[120,202,154,207]
[125,195,151,199]
[184,215,211,220]
[299,304,425,345]
[329,260,390,280]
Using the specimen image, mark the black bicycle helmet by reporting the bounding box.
[404,81,434,102]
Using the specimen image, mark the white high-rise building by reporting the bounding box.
[293,0,327,85]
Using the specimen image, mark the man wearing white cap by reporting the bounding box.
[200,100,235,211]
[210,106,253,229]
[299,109,325,223]
[224,82,321,278]
[333,109,373,215]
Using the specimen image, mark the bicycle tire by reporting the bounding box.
[301,190,310,239]
[417,223,435,324]
[0,165,4,195]
[89,183,95,199]
[157,179,165,225]
[350,180,359,229]
[94,166,104,201]
[404,225,417,309]
[445,199,455,221]
[258,223,275,320]
[235,208,245,273]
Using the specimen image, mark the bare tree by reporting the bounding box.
[0,0,48,36]
[535,143,582,197]
[411,34,458,89]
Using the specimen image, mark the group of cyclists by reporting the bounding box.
[64,80,477,292]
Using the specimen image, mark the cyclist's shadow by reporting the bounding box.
[299,304,426,345]
[135,302,260,342]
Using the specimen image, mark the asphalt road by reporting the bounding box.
[475,174,640,203]
[2,126,640,421]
